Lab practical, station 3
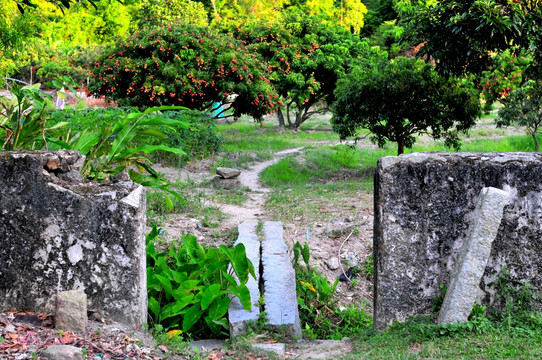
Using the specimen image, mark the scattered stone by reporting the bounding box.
[43,345,83,360]
[55,290,88,334]
[4,324,15,333]
[438,187,509,325]
[211,175,241,190]
[341,251,359,267]
[216,167,241,179]
[191,339,227,352]
[325,257,340,270]
[326,225,355,239]
[252,343,286,356]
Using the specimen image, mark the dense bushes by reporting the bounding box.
[48,107,221,159]
[87,23,279,120]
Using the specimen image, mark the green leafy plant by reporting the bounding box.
[146,226,256,339]
[0,82,66,150]
[293,241,345,338]
[50,105,188,208]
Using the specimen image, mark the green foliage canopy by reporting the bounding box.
[332,57,481,155]
[87,23,279,120]
[234,12,381,128]
[403,0,542,77]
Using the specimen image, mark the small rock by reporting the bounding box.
[4,324,16,333]
[191,339,227,352]
[56,290,87,333]
[252,343,286,357]
[43,345,83,360]
[211,176,241,190]
[341,252,359,267]
[325,257,340,270]
[216,167,241,179]
[327,225,356,239]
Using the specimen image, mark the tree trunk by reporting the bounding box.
[533,132,539,152]
[397,139,405,155]
[210,0,219,19]
[286,104,293,128]
[277,108,285,128]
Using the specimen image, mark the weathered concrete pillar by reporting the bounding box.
[438,187,509,324]
[228,220,261,337]
[0,150,147,326]
[374,152,542,329]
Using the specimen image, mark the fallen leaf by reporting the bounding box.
[7,334,18,340]
[263,339,277,344]
[61,334,74,344]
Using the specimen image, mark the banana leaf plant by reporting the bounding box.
[0,83,68,150]
[49,105,190,209]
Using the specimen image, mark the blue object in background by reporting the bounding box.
[213,102,223,118]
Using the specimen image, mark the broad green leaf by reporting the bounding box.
[302,242,310,267]
[182,305,204,332]
[201,284,221,310]
[208,295,230,321]
[159,294,195,321]
[183,235,206,262]
[73,132,101,155]
[138,116,190,128]
[181,279,200,289]
[141,105,188,115]
[165,194,173,212]
[235,283,252,310]
[219,243,255,284]
[115,144,186,160]
[108,125,138,160]
[135,128,169,139]
[155,274,174,298]
[46,121,69,130]
[148,296,161,320]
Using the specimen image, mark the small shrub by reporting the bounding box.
[146,226,255,339]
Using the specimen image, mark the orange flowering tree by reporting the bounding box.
[87,23,279,120]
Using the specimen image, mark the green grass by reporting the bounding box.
[345,329,542,359]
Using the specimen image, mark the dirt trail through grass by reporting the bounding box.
[219,147,305,226]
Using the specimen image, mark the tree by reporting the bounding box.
[476,49,532,110]
[87,23,278,120]
[332,57,481,155]
[234,12,381,129]
[135,0,208,28]
[497,80,542,151]
[403,0,542,77]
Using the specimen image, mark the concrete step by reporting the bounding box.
[228,220,302,340]
[228,220,261,337]
[261,221,302,339]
